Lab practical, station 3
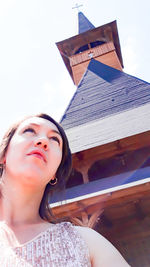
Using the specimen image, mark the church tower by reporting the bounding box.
[53,11,150,267]
[56,12,123,85]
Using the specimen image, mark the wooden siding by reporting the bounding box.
[71,42,122,85]
[99,197,150,266]
[70,42,115,66]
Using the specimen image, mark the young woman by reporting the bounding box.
[0,113,130,266]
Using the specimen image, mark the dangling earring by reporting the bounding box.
[49,177,57,185]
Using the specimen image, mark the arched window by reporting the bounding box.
[90,40,105,48]
[74,40,106,55]
[75,44,89,54]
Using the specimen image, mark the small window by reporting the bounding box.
[90,40,105,48]
[74,40,106,55]
[75,44,89,54]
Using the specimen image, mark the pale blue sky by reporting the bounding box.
[0,0,150,139]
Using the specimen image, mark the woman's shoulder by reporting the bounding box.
[55,222,91,253]
[55,222,130,266]
[56,221,103,244]
[74,225,102,242]
[74,225,104,251]
[74,226,130,267]
[56,221,90,240]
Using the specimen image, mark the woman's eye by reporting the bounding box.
[23,128,36,134]
[50,136,60,144]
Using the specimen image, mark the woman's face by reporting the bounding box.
[4,117,63,188]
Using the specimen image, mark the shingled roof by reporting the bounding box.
[61,59,150,130]
[78,11,95,34]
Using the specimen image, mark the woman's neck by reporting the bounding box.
[0,175,44,226]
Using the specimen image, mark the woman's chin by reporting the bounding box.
[5,165,50,188]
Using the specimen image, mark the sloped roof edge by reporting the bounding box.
[60,61,91,123]
[51,172,150,205]
[65,102,150,153]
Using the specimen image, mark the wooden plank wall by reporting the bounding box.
[70,42,122,85]
[110,219,150,267]
[98,197,150,267]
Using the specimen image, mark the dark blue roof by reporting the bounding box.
[61,59,150,129]
[78,12,95,34]
[51,166,150,203]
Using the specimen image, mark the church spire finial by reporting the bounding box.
[72,3,83,12]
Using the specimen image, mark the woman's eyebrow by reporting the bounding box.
[26,123,39,127]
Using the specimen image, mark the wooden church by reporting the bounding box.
[52,11,150,267]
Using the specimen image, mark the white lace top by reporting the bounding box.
[0,222,91,267]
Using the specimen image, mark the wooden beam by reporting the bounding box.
[52,181,150,218]
[71,209,104,228]
[88,209,104,228]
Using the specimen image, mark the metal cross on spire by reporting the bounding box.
[72,3,83,12]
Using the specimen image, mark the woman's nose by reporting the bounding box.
[35,138,48,151]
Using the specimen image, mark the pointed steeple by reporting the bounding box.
[78,11,95,34]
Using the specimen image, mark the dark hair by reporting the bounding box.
[0,113,72,222]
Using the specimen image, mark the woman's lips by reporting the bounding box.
[27,150,46,162]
